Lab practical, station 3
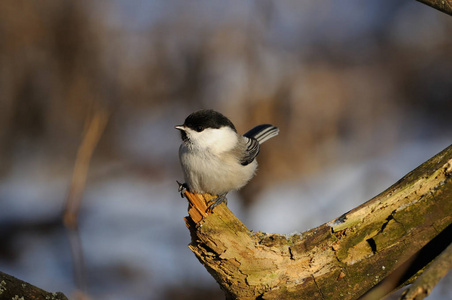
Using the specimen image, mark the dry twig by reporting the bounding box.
[63,107,109,298]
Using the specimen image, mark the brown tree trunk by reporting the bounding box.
[183,144,452,299]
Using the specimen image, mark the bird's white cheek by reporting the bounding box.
[201,128,238,153]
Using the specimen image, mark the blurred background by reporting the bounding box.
[0,1,451,299]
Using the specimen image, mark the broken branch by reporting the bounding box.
[182,144,452,299]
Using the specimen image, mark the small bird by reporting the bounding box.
[175,109,279,211]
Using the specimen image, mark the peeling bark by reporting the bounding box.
[183,144,452,299]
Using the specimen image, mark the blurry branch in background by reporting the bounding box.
[64,107,110,229]
[416,0,452,16]
[63,107,109,299]
[182,145,452,299]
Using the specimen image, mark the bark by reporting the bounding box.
[416,0,452,16]
[0,271,69,300]
[183,144,452,299]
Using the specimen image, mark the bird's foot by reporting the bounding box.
[177,181,189,198]
[207,193,228,212]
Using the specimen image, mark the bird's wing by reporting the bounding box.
[240,124,278,165]
[239,137,260,166]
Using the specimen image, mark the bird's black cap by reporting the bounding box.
[183,109,237,133]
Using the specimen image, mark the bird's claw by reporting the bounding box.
[177,181,188,198]
[177,182,227,213]
[207,193,228,212]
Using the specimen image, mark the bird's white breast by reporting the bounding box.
[179,143,257,195]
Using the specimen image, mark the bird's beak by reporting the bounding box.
[175,125,185,131]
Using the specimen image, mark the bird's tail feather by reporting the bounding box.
[244,124,279,144]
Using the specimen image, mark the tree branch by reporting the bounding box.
[416,0,452,16]
[0,271,69,300]
[400,242,452,300]
[183,144,452,299]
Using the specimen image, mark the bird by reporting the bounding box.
[175,109,279,211]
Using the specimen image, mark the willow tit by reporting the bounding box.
[175,109,279,211]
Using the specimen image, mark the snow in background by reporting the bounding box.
[0,1,451,299]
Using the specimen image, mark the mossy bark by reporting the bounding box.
[183,144,452,299]
[0,271,69,300]
[416,0,452,16]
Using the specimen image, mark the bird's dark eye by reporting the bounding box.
[195,126,204,132]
